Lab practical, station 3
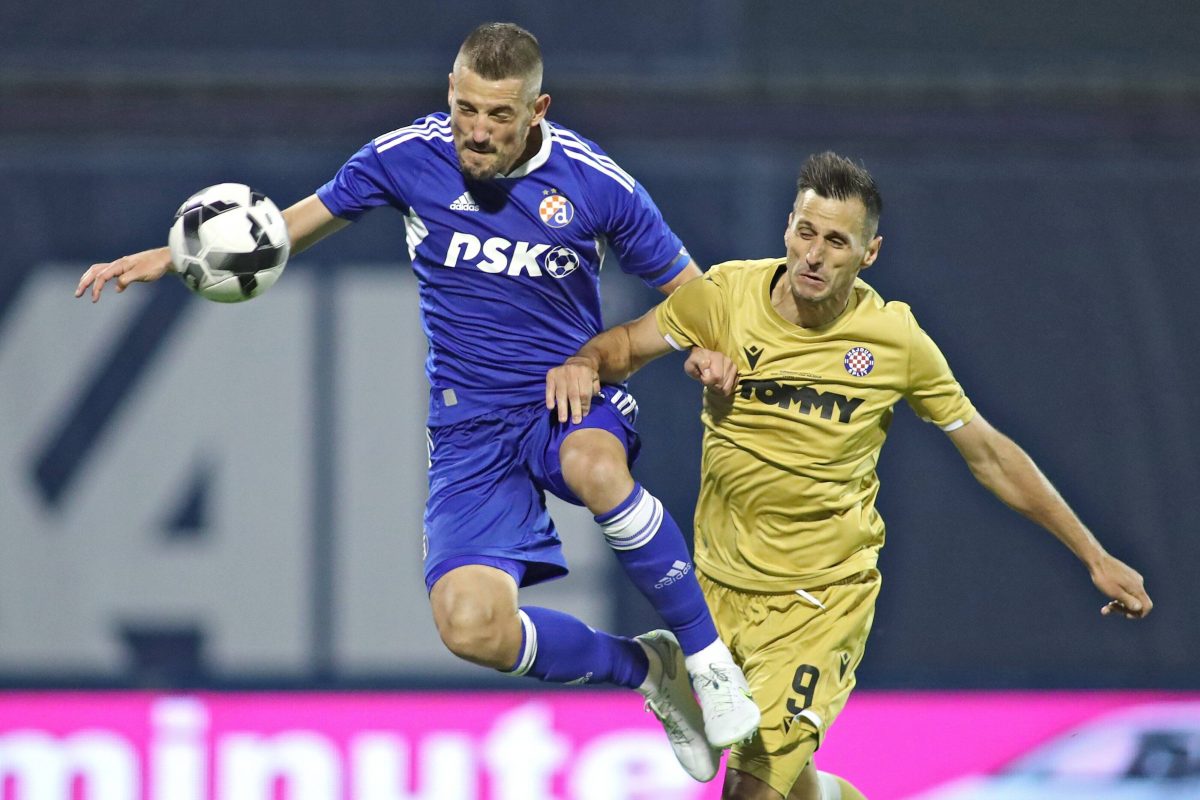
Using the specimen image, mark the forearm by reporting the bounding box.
[970,433,1108,568]
[574,324,641,383]
[572,308,674,384]
[948,415,1151,617]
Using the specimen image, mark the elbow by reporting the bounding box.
[967,459,1001,490]
[964,440,1012,494]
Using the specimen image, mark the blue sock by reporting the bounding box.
[507,606,648,689]
[596,484,720,655]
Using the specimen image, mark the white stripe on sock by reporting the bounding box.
[507,610,537,677]
[600,488,663,551]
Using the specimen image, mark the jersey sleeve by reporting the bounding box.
[654,269,729,351]
[315,141,408,221]
[904,313,976,431]
[603,180,690,288]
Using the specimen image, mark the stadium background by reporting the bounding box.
[1,2,1198,797]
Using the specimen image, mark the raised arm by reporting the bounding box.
[283,194,351,254]
[546,309,674,424]
[946,413,1152,619]
[76,193,348,302]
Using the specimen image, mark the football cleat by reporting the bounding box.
[635,630,721,782]
[692,662,762,748]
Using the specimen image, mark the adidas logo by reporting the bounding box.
[449,191,480,211]
[654,559,692,589]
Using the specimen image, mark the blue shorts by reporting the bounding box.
[423,385,641,592]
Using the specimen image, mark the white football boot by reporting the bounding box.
[635,630,720,782]
[692,661,762,748]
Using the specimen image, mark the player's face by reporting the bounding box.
[783,190,881,307]
[448,65,550,181]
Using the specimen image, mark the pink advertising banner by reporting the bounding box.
[0,691,1196,799]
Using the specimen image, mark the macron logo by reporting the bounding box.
[449,192,480,211]
[654,560,692,589]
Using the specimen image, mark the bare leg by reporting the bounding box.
[558,428,635,513]
[721,762,865,800]
[429,564,522,669]
[787,764,868,800]
[722,767,787,800]
[784,763,822,800]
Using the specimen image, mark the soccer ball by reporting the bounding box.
[168,183,290,303]
[544,245,580,279]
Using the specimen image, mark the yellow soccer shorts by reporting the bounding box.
[698,569,881,797]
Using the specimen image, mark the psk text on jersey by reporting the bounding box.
[444,232,581,278]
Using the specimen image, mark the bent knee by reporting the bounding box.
[430,588,520,669]
[559,431,633,509]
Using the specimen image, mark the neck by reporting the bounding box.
[771,272,853,329]
[507,122,543,175]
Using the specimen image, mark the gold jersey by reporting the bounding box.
[655,258,976,591]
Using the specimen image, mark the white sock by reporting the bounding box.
[683,637,735,676]
[817,771,842,800]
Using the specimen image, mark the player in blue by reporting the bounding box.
[76,22,759,781]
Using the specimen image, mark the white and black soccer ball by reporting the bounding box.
[168,183,290,303]
[544,245,580,279]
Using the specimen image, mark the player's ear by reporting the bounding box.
[447,72,456,108]
[530,93,551,126]
[860,235,883,269]
[784,211,795,247]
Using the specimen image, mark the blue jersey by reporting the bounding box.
[317,113,689,425]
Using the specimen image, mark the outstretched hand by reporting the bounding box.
[1091,554,1152,620]
[75,246,174,303]
[546,356,601,424]
[684,347,738,396]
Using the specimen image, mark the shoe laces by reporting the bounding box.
[643,694,690,744]
[694,664,744,714]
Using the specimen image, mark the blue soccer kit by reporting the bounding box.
[316,113,718,683]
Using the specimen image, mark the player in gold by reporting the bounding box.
[545,151,1153,800]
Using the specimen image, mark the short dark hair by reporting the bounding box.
[457,23,543,83]
[796,152,882,238]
